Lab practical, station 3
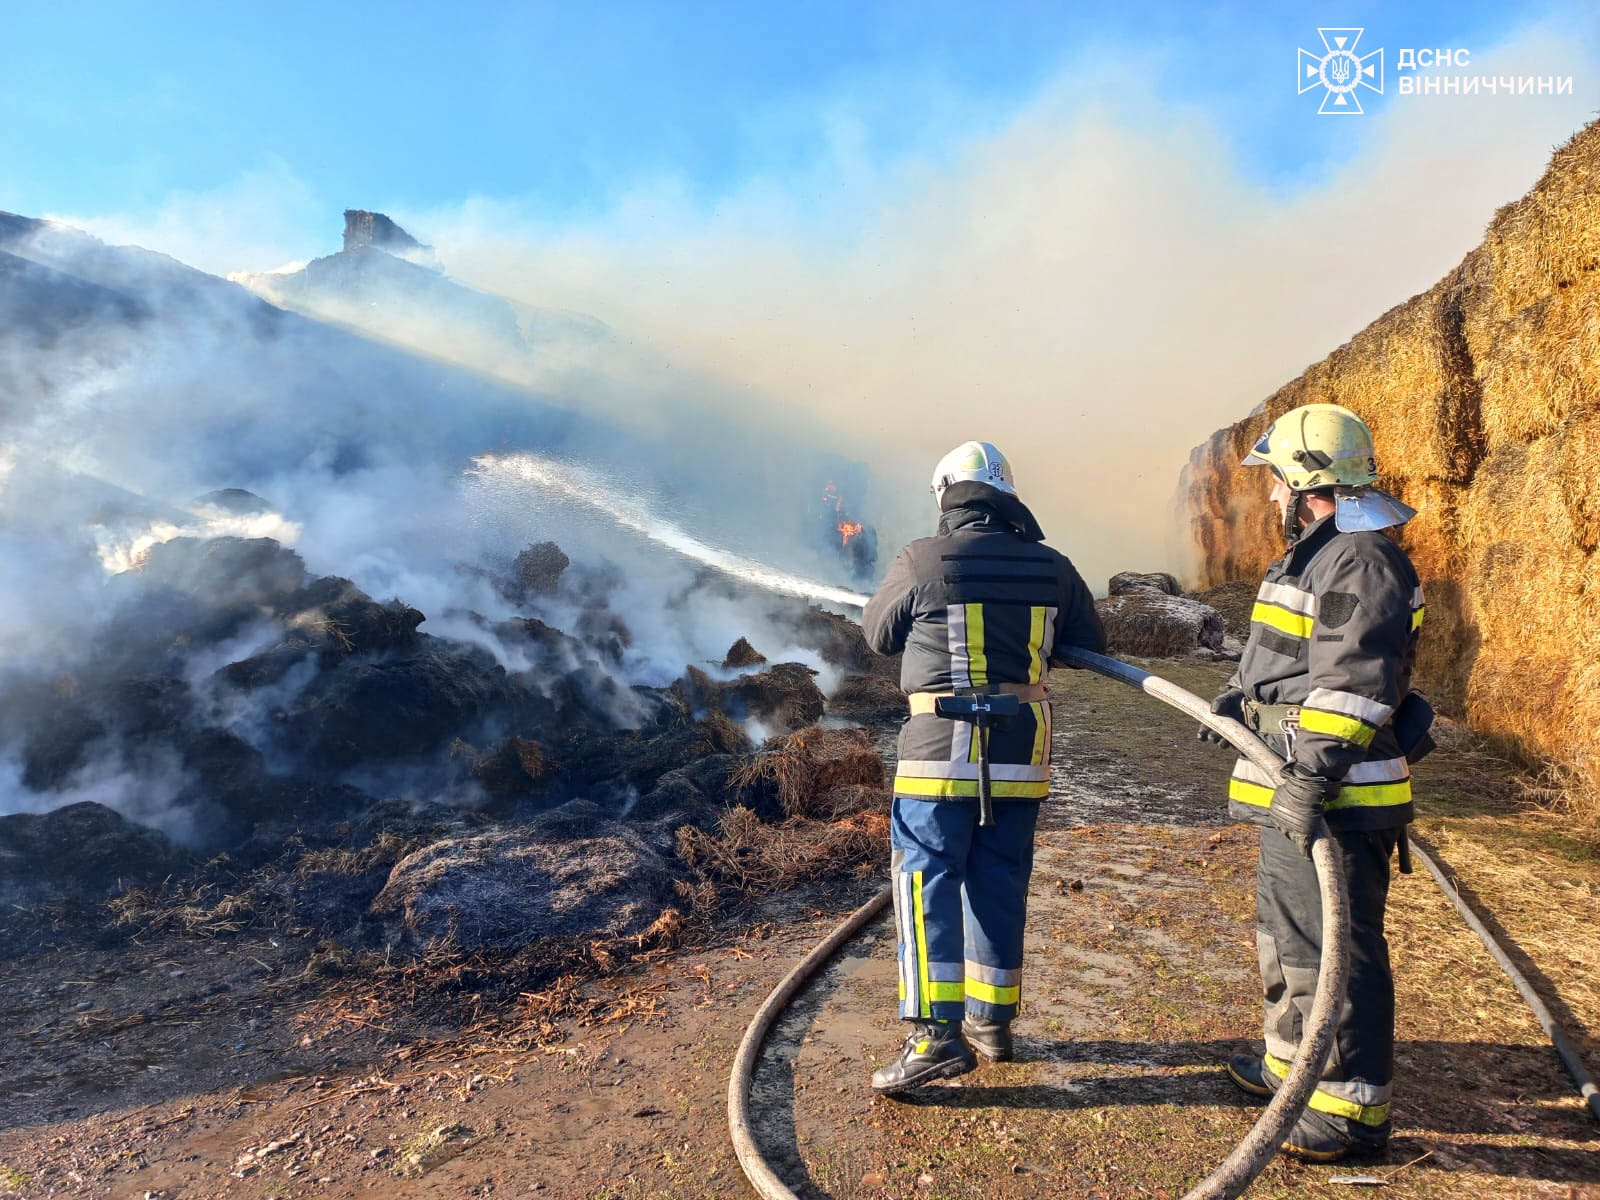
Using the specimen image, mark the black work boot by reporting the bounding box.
[1282,1105,1390,1163]
[961,1015,1014,1063]
[1225,1053,1273,1099]
[870,1021,977,1094]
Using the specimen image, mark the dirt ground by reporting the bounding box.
[2,662,1597,1199]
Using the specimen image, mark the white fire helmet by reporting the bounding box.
[930,441,1017,504]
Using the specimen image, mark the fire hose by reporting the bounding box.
[729,646,1352,1200]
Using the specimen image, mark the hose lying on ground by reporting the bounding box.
[1054,653,1600,1128]
[728,646,1351,1200]
[1405,835,1600,1124]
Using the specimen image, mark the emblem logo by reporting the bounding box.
[1299,28,1384,114]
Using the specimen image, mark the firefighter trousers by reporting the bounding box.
[1256,824,1399,1139]
[890,796,1040,1024]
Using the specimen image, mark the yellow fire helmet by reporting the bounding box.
[1243,403,1415,532]
[1241,403,1378,489]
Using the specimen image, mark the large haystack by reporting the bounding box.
[1178,120,1600,830]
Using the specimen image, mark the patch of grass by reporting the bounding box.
[0,1163,31,1190]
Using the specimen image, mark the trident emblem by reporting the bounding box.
[1298,28,1384,114]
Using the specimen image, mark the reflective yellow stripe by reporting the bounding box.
[894,777,1051,799]
[1229,778,1275,807]
[1251,602,1314,638]
[1264,1053,1391,1126]
[912,870,930,1019]
[927,981,965,1003]
[1030,701,1047,766]
[1328,780,1411,809]
[1411,606,1425,632]
[1027,605,1047,684]
[966,603,987,685]
[1299,708,1377,747]
[1231,778,1410,809]
[964,977,1020,1007]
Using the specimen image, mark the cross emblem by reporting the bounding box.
[1298,28,1384,114]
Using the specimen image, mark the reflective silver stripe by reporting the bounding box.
[1232,758,1278,788]
[1344,756,1410,784]
[1303,687,1392,726]
[963,961,1021,987]
[928,961,965,983]
[1263,1031,1298,1066]
[1311,1076,1392,1106]
[1411,585,1425,607]
[947,604,970,690]
[1039,608,1058,680]
[895,760,1050,783]
[895,867,917,1016]
[1257,581,1317,617]
[1237,755,1408,787]
[951,720,973,768]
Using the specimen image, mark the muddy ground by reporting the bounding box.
[2,661,1597,1199]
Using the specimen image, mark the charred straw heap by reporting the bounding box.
[0,535,898,962]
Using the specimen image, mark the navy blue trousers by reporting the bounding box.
[889,796,1040,1023]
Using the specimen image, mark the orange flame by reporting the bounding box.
[838,520,864,545]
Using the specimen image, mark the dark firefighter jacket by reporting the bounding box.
[861,483,1105,801]
[1228,514,1424,832]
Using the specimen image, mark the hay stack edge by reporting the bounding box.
[1180,120,1600,829]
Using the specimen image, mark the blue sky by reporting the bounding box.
[3,1,1597,581]
[2,0,1577,237]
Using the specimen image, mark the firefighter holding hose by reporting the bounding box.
[861,441,1105,1092]
[1202,403,1428,1162]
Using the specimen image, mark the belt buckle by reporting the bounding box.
[1241,699,1261,731]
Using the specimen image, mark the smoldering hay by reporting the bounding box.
[1180,118,1600,833]
[0,210,888,853]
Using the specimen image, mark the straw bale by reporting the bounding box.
[1554,410,1600,553]
[1179,119,1600,832]
[1568,557,1600,826]
[1096,590,1224,658]
[1178,419,1278,590]
[1476,284,1600,445]
[1108,571,1182,596]
[1483,123,1600,317]
[1310,274,1485,485]
[1389,480,1471,714]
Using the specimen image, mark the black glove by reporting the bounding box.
[1197,687,1246,747]
[1270,764,1336,858]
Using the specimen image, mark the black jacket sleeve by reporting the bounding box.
[1292,547,1412,782]
[861,547,918,656]
[1049,556,1107,661]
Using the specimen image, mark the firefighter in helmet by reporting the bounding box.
[1201,403,1427,1161]
[861,441,1105,1092]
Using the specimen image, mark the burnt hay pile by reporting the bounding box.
[1180,119,1600,833]
[0,536,901,962]
[1095,571,1230,660]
